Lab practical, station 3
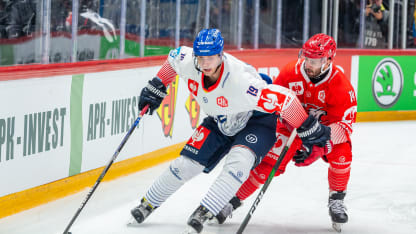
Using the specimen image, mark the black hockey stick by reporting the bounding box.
[236,128,297,234]
[63,105,149,234]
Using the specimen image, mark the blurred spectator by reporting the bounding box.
[0,0,12,38]
[51,0,71,33]
[64,0,100,31]
[209,0,232,43]
[414,3,416,46]
[364,0,389,48]
[338,0,361,47]
[103,0,120,28]
[6,0,37,39]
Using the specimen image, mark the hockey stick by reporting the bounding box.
[236,128,297,234]
[63,105,149,234]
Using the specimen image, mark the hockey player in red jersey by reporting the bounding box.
[213,33,357,232]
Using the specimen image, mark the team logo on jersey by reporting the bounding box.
[169,47,181,59]
[217,96,228,107]
[185,94,200,129]
[318,90,326,103]
[267,133,287,160]
[187,126,210,150]
[188,79,199,96]
[341,106,357,134]
[157,76,179,137]
[257,88,287,113]
[245,134,258,143]
[343,106,357,122]
[288,81,304,95]
[372,58,403,108]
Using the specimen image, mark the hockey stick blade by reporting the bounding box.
[236,129,297,234]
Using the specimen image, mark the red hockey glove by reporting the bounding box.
[293,140,333,167]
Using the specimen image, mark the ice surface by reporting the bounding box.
[1,121,415,234]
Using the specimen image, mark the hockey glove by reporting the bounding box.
[297,115,331,155]
[293,140,333,167]
[138,77,167,115]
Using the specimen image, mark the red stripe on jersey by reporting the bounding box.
[338,120,354,136]
[329,123,349,144]
[156,61,178,86]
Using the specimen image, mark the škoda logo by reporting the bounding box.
[372,58,403,108]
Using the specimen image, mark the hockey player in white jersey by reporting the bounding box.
[129,28,330,233]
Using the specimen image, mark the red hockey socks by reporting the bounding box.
[236,171,262,200]
[327,143,352,191]
[236,162,276,200]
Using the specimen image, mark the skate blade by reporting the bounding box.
[181,226,198,234]
[207,218,219,225]
[126,217,140,227]
[332,222,342,232]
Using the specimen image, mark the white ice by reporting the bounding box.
[1,121,416,234]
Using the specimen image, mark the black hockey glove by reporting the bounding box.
[297,115,331,156]
[293,140,333,167]
[138,77,167,115]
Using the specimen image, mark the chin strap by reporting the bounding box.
[320,62,332,75]
[309,62,332,83]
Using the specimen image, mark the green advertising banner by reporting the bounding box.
[358,56,416,112]
[99,36,173,59]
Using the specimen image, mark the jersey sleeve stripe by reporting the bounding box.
[156,60,178,86]
[329,123,350,144]
[280,96,308,128]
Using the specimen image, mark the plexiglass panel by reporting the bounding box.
[145,0,176,55]
[75,0,121,61]
[49,0,72,63]
[0,0,42,65]
[0,0,415,66]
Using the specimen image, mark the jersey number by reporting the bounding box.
[247,86,258,96]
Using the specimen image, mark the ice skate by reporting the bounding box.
[127,197,156,226]
[209,196,242,224]
[328,191,348,232]
[183,205,214,233]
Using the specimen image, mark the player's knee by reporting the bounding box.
[326,144,352,170]
[169,156,204,181]
[223,146,256,184]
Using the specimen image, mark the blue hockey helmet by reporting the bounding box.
[193,29,224,56]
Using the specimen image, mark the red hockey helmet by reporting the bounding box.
[301,33,336,60]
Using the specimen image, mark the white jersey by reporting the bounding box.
[167,46,281,136]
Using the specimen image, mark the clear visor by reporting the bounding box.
[298,50,327,68]
[304,57,327,68]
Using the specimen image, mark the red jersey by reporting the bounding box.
[274,60,357,144]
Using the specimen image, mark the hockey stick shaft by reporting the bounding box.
[236,128,297,234]
[63,105,149,234]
